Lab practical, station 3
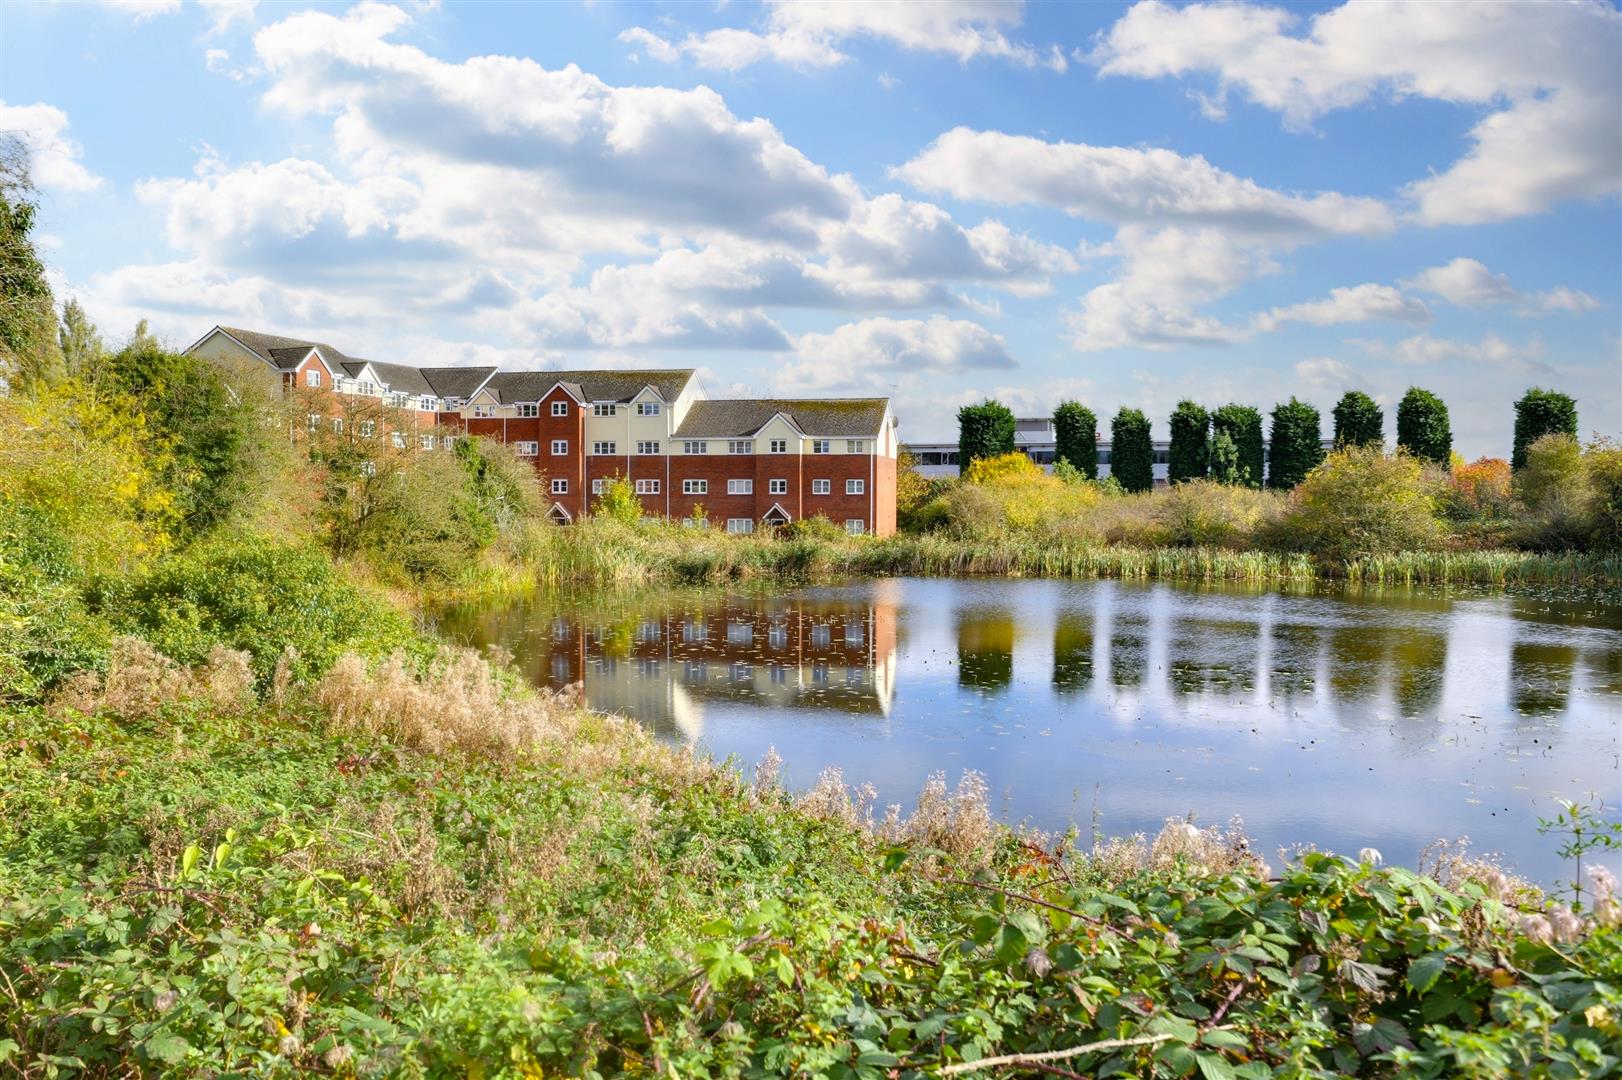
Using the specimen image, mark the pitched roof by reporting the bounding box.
[214,326,353,371]
[481,368,696,405]
[419,367,497,400]
[674,399,890,439]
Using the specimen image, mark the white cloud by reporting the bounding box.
[99,0,181,20]
[1255,283,1430,331]
[0,101,103,191]
[622,1,1064,73]
[895,127,1392,239]
[1092,1,1622,225]
[1294,356,1374,395]
[1358,332,1550,373]
[783,315,1014,390]
[198,0,258,35]
[1404,257,1601,316]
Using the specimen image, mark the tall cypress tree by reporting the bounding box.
[957,400,1016,471]
[1167,400,1209,484]
[1211,404,1264,488]
[1268,397,1325,489]
[1052,400,1098,479]
[1332,390,1383,449]
[1396,387,1452,466]
[1512,388,1578,470]
[1111,407,1153,493]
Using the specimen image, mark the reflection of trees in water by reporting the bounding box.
[1267,620,1320,707]
[1327,623,1388,713]
[1052,613,1093,695]
[1111,616,1148,688]
[1510,640,1578,717]
[1388,626,1447,718]
[1582,643,1622,698]
[1166,618,1257,698]
[958,609,1015,691]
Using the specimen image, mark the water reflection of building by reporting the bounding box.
[533,591,898,740]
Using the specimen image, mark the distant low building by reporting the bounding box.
[904,416,1331,486]
[187,325,899,535]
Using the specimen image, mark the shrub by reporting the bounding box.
[1279,447,1440,559]
[1110,407,1153,493]
[1207,429,1248,486]
[1446,457,1513,520]
[1149,480,1284,548]
[1332,390,1383,449]
[592,474,642,524]
[0,502,112,701]
[1267,397,1325,489]
[782,513,846,541]
[1052,400,1097,479]
[1513,388,1578,470]
[1587,437,1622,550]
[1211,404,1264,488]
[1167,400,1208,484]
[96,535,420,683]
[963,450,1039,485]
[1396,387,1452,467]
[957,399,1015,470]
[1517,433,1584,512]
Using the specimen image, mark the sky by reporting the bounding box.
[1,0,1618,455]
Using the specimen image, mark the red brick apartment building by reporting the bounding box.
[187,325,899,536]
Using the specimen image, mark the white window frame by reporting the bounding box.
[727,440,754,455]
[593,403,615,417]
[845,519,865,535]
[591,478,605,495]
[332,417,345,434]
[812,439,830,454]
[473,403,495,419]
[727,478,753,495]
[418,434,435,450]
[359,460,375,477]
[391,432,406,449]
[769,439,787,453]
[516,441,539,457]
[846,479,864,495]
[847,440,866,454]
[637,401,661,416]
[635,478,660,495]
[812,479,831,495]
[726,518,755,534]
[549,439,567,455]
[307,413,320,431]
[768,478,787,495]
[516,403,538,418]
[359,420,375,438]
[421,397,438,413]
[551,478,569,494]
[683,441,707,455]
[683,479,708,495]
[592,441,616,456]
[306,369,322,388]
[551,400,570,417]
[636,440,660,455]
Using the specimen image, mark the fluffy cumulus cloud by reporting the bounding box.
[0,101,102,191]
[1254,284,1430,332]
[1093,1,1622,225]
[622,1,1064,74]
[1404,258,1601,315]
[782,315,1014,391]
[1358,332,1550,373]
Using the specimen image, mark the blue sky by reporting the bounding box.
[3,0,1617,454]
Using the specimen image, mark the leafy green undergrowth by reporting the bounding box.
[2,702,1618,1078]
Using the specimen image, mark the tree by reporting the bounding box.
[1052,401,1098,479]
[1207,429,1248,486]
[1284,446,1440,559]
[1167,400,1209,484]
[957,400,1016,471]
[1512,388,1578,470]
[1396,387,1452,467]
[1268,397,1325,489]
[1110,407,1153,493]
[0,137,64,392]
[593,474,642,524]
[1211,404,1263,488]
[58,298,105,380]
[1332,390,1383,449]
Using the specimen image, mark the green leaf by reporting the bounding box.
[142,1034,191,1065]
[180,844,200,880]
[1405,953,1448,995]
[775,953,794,987]
[1199,1029,1248,1050]
[1196,1051,1237,1080]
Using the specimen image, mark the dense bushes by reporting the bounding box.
[1211,404,1264,488]
[1397,387,1452,466]
[1513,388,1579,469]
[1267,397,1325,489]
[1277,447,1440,559]
[1332,390,1384,448]
[1111,407,1153,493]
[957,399,1015,470]
[1052,399,1097,478]
[1167,400,1208,484]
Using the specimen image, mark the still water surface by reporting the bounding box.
[439,578,1622,884]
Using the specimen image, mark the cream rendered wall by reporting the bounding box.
[669,375,702,429]
[186,331,283,399]
[754,415,804,457]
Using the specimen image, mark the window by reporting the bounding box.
[516,403,538,418]
[551,400,569,416]
[590,478,605,495]
[359,460,375,477]
[635,479,660,494]
[359,420,375,438]
[726,518,755,534]
[683,479,708,495]
[845,620,865,647]
[421,397,438,412]
[769,439,787,453]
[811,624,831,648]
[768,478,787,495]
[332,417,345,434]
[637,401,660,416]
[636,441,660,455]
[358,381,378,396]
[418,435,435,450]
[551,478,568,494]
[387,393,409,409]
[846,479,864,495]
[683,441,707,455]
[847,440,867,454]
[307,413,320,431]
[727,621,753,645]
[516,441,538,456]
[727,440,754,454]
[306,369,322,388]
[812,479,831,495]
[391,432,406,449]
[593,403,615,417]
[727,479,753,495]
[441,435,458,449]
[591,441,616,455]
[768,624,788,650]
[812,439,830,454]
[845,519,865,535]
[551,439,569,455]
[473,403,495,418]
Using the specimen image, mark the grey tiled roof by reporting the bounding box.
[218,327,351,371]
[674,399,890,438]
[420,367,497,400]
[482,369,696,405]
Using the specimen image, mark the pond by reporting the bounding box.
[437,577,1622,885]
